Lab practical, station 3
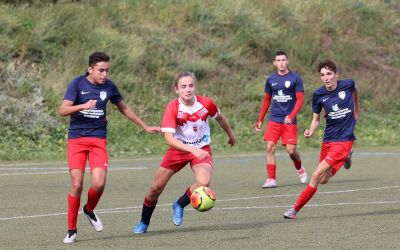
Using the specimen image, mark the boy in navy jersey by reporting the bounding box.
[283,59,359,219]
[256,51,307,188]
[59,52,160,243]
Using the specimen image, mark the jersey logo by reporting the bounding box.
[81,91,90,95]
[193,126,198,132]
[278,90,284,96]
[332,104,339,111]
[100,91,107,101]
[322,97,329,102]
[285,81,291,88]
[338,91,346,100]
[271,82,278,86]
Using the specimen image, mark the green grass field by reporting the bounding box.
[1,147,400,249]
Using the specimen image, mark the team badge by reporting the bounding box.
[100,91,107,101]
[338,91,346,100]
[193,126,198,132]
[332,104,339,111]
[285,81,291,88]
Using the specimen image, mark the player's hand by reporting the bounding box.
[255,121,262,132]
[192,148,211,160]
[144,125,161,134]
[83,99,97,110]
[304,129,314,138]
[284,116,293,124]
[228,135,236,146]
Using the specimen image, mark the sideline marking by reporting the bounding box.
[1,185,399,221]
[0,167,147,176]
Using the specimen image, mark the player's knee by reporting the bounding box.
[91,183,105,193]
[266,143,276,153]
[149,185,164,197]
[70,182,83,194]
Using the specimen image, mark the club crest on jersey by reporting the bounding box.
[193,126,198,132]
[332,104,339,111]
[338,91,346,100]
[100,91,107,101]
[278,90,284,96]
[285,81,291,88]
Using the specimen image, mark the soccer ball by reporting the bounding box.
[190,186,216,212]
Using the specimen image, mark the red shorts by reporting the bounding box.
[67,137,108,172]
[319,141,353,176]
[160,145,213,172]
[264,121,298,145]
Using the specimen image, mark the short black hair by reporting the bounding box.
[275,51,288,58]
[88,52,110,67]
[317,59,337,73]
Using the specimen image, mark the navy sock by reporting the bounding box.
[141,204,156,225]
[177,192,190,208]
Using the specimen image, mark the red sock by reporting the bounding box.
[266,164,276,179]
[85,187,103,212]
[293,185,317,211]
[294,160,302,170]
[67,194,80,230]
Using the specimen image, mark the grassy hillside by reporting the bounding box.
[1,0,399,160]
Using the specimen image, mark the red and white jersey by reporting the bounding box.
[161,96,220,148]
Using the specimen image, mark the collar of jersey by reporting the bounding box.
[178,95,197,107]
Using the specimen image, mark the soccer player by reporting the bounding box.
[133,71,236,234]
[256,51,307,188]
[283,59,359,219]
[59,52,160,243]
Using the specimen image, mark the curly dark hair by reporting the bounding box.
[317,59,337,73]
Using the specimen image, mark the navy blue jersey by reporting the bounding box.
[63,75,123,139]
[312,79,356,142]
[264,71,304,124]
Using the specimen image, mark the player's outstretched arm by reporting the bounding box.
[59,99,97,116]
[115,100,160,133]
[215,114,236,146]
[304,113,320,138]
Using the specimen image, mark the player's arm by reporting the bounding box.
[285,92,304,124]
[163,132,210,160]
[115,100,160,134]
[215,113,236,146]
[304,112,320,138]
[255,93,271,131]
[353,83,360,121]
[59,99,97,116]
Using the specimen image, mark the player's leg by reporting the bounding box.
[343,148,353,169]
[83,138,108,232]
[283,160,331,219]
[263,121,280,188]
[134,167,176,233]
[283,124,307,183]
[63,138,87,244]
[83,168,106,232]
[64,169,84,243]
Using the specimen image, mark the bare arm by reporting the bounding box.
[59,99,97,116]
[163,132,210,160]
[353,83,360,120]
[215,113,236,146]
[304,112,320,138]
[115,100,160,133]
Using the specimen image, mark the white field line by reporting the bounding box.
[0,151,398,167]
[0,167,147,176]
[1,185,399,221]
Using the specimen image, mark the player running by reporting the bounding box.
[59,52,160,243]
[133,71,236,234]
[256,51,307,188]
[283,59,359,219]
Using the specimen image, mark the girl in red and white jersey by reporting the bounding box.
[133,71,236,234]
